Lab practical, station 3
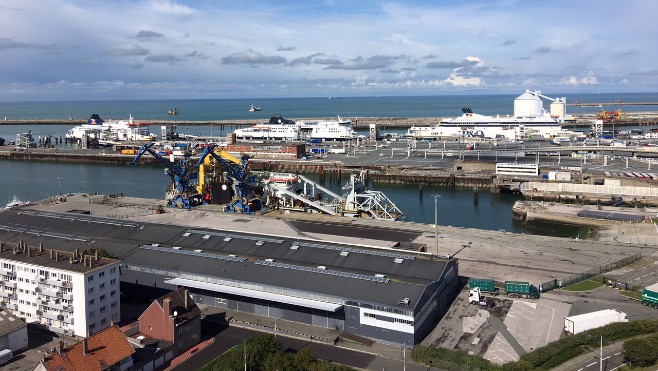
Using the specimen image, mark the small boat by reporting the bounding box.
[249,105,261,112]
[168,108,179,115]
[5,195,29,209]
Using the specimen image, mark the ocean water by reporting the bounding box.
[1,92,657,122]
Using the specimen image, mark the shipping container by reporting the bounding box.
[120,149,135,155]
[504,281,540,299]
[564,309,628,335]
[642,282,658,307]
[469,278,499,295]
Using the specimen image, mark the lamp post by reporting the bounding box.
[57,177,63,196]
[431,194,441,256]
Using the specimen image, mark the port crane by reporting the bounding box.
[596,108,625,124]
[195,145,261,213]
[131,143,200,209]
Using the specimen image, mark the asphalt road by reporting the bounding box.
[565,346,627,371]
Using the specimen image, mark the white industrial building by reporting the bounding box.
[0,241,120,337]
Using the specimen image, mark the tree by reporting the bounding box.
[624,338,658,367]
[294,347,317,370]
[262,351,295,371]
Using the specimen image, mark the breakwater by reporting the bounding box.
[2,114,658,128]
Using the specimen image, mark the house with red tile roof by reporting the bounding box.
[33,325,134,371]
[136,288,201,356]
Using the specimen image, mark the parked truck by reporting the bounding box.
[564,309,628,335]
[504,281,540,299]
[469,278,499,295]
[642,283,658,307]
[468,287,495,307]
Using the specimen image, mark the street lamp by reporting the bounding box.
[431,194,441,256]
[57,177,63,196]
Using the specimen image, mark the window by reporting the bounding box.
[101,318,107,326]
[364,312,376,319]
[110,267,116,274]
[100,306,106,313]
[88,287,94,294]
[88,299,95,305]
[100,295,105,301]
[87,276,94,282]
[100,283,105,290]
[110,279,117,285]
[89,311,95,318]
[90,323,96,330]
[111,302,117,309]
[98,271,105,278]
[110,290,116,297]
[394,318,413,325]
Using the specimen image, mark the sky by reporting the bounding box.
[1,0,657,101]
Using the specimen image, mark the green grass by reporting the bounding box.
[620,290,642,300]
[563,277,604,291]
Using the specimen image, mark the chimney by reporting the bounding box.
[50,249,54,259]
[39,242,43,252]
[69,256,73,264]
[55,251,59,262]
[83,338,88,356]
[94,250,98,261]
[163,298,172,318]
[184,289,188,309]
[27,248,30,258]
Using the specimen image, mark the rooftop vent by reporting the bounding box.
[290,245,299,250]
[394,258,404,264]
[183,232,191,237]
[375,274,386,278]
[172,246,182,250]
[194,249,203,253]
[256,241,264,246]
[340,251,349,257]
[317,265,327,270]
[265,258,275,262]
[223,237,232,242]
[203,235,211,240]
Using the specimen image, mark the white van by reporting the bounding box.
[0,348,12,366]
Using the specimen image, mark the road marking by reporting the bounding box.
[611,363,628,371]
[587,362,597,367]
[614,352,621,355]
[603,356,611,361]
[577,368,583,371]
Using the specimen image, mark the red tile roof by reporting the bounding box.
[42,326,135,371]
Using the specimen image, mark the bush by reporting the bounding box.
[624,337,658,367]
[411,346,500,371]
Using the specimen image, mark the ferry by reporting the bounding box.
[249,105,262,112]
[406,107,562,141]
[406,90,566,141]
[298,116,356,141]
[66,114,156,143]
[5,195,29,209]
[234,115,356,141]
[234,115,300,141]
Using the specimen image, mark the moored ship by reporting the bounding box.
[66,114,156,144]
[406,90,567,141]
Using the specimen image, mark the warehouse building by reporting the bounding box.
[0,209,458,345]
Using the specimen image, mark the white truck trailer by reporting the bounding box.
[564,309,628,335]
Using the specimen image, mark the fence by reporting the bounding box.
[540,253,642,293]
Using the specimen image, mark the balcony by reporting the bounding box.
[42,311,59,321]
[0,291,15,299]
[62,293,73,301]
[2,271,15,278]
[41,288,59,298]
[3,281,16,289]
[49,301,69,311]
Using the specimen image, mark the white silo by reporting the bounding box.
[514,90,544,117]
[550,97,567,119]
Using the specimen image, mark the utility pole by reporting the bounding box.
[600,335,603,371]
[432,194,441,256]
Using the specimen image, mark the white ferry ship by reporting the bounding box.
[66,114,156,143]
[234,115,356,141]
[406,90,566,141]
[299,116,356,141]
[234,115,300,141]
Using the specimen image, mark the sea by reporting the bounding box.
[1,92,656,237]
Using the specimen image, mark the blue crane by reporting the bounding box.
[131,143,199,208]
[196,145,260,213]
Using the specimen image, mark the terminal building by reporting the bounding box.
[0,209,458,345]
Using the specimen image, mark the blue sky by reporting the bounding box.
[1,0,656,101]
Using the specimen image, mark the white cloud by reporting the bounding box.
[560,72,599,86]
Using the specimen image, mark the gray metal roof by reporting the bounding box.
[0,309,27,337]
[0,209,450,310]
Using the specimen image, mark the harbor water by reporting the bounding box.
[1,93,647,237]
[0,160,591,238]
